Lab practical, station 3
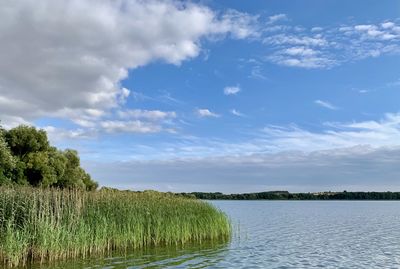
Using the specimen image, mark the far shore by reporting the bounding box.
[176,190,400,200]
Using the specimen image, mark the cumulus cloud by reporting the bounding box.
[314,100,339,110]
[196,109,220,118]
[0,0,258,127]
[223,86,241,95]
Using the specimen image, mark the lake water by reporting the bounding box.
[29,201,400,268]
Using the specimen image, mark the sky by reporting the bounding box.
[1,0,400,193]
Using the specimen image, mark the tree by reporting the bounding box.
[0,124,98,190]
[55,149,98,190]
[81,169,98,191]
[55,149,84,189]
[5,125,49,159]
[0,135,15,185]
[25,150,65,187]
[48,147,67,182]
[5,125,53,186]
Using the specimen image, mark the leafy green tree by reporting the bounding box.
[82,171,98,191]
[0,124,98,190]
[5,125,53,186]
[5,125,49,159]
[48,147,67,180]
[25,151,59,187]
[0,135,16,185]
[13,160,28,185]
[56,149,84,189]
[56,149,98,190]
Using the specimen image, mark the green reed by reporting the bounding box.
[0,187,230,267]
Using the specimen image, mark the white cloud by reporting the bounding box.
[314,100,339,110]
[264,34,328,47]
[269,54,336,69]
[79,113,400,162]
[284,46,317,56]
[260,113,400,152]
[269,45,337,68]
[382,22,395,29]
[217,9,261,39]
[268,14,287,24]
[85,146,400,192]
[0,116,30,129]
[264,33,336,68]
[249,65,267,80]
[44,111,176,137]
[353,24,398,40]
[196,109,220,118]
[230,109,245,117]
[117,109,176,121]
[223,86,241,95]
[78,112,400,191]
[0,0,258,128]
[311,27,323,32]
[100,120,162,134]
[354,24,376,31]
[263,19,400,69]
[43,126,94,141]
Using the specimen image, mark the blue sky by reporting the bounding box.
[1,0,400,192]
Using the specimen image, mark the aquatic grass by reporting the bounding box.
[0,187,230,267]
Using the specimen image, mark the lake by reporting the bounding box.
[28,201,400,268]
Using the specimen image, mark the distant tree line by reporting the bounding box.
[0,124,97,190]
[179,191,400,200]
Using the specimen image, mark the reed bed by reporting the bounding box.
[0,187,230,267]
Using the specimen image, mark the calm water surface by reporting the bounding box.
[29,201,400,268]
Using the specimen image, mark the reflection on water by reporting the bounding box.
[24,241,229,269]
[20,201,400,268]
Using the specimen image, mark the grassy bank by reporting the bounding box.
[0,187,230,267]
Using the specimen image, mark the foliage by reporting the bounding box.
[0,187,230,267]
[181,191,400,200]
[0,136,16,185]
[0,125,97,190]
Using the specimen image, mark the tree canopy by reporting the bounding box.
[0,125,98,190]
[181,191,400,200]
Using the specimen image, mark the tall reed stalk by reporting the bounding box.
[0,187,230,267]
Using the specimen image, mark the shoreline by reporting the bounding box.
[179,191,400,200]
